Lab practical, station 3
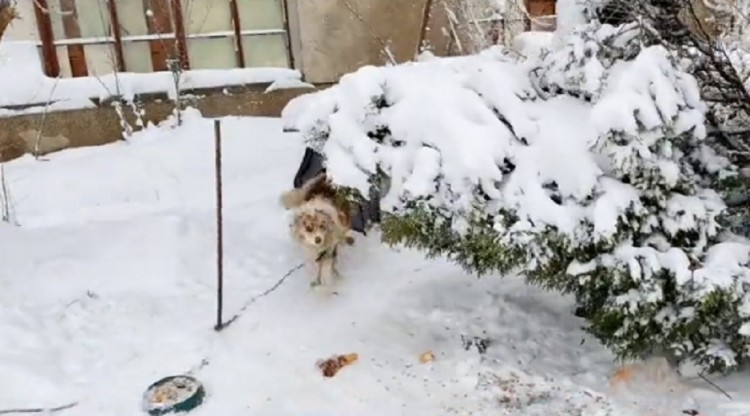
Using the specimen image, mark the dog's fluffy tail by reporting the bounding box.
[280,187,306,209]
[280,173,327,210]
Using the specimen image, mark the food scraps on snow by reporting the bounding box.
[419,351,435,364]
[142,375,204,415]
[317,353,358,377]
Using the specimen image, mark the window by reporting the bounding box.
[236,0,288,67]
[32,0,293,78]
[525,0,556,31]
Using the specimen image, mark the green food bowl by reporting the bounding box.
[142,375,205,415]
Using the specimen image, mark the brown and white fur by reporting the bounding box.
[281,173,355,288]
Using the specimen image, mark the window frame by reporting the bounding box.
[32,0,295,77]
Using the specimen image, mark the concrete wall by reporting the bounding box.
[288,0,547,82]
[0,84,324,162]
[289,0,531,83]
[291,0,428,83]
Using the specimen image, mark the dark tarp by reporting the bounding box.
[292,147,380,234]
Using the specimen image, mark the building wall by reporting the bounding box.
[3,0,506,84]
[288,0,537,83]
[291,0,427,83]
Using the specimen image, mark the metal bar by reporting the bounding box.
[46,29,286,46]
[280,0,295,69]
[213,119,224,331]
[187,29,285,38]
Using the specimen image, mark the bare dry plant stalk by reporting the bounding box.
[0,162,13,224]
[417,0,435,56]
[32,75,61,160]
[439,0,530,56]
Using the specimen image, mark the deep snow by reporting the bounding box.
[0,111,748,415]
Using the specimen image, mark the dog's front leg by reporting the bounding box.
[312,261,323,287]
[331,247,342,279]
[318,254,335,286]
[304,249,322,287]
[335,227,355,247]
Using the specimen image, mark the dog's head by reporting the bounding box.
[293,209,333,248]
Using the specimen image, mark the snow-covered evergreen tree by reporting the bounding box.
[282,21,750,373]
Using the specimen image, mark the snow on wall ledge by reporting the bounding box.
[0,41,312,109]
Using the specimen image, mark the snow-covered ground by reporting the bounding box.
[1,112,748,415]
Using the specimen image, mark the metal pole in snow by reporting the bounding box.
[214,119,224,331]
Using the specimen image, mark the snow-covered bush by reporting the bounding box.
[282,22,750,373]
[712,42,750,239]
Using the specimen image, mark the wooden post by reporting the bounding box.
[214,119,224,331]
[32,0,60,77]
[59,0,88,77]
[106,0,126,72]
[228,0,246,68]
[142,0,173,71]
[417,0,434,57]
[170,0,190,70]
